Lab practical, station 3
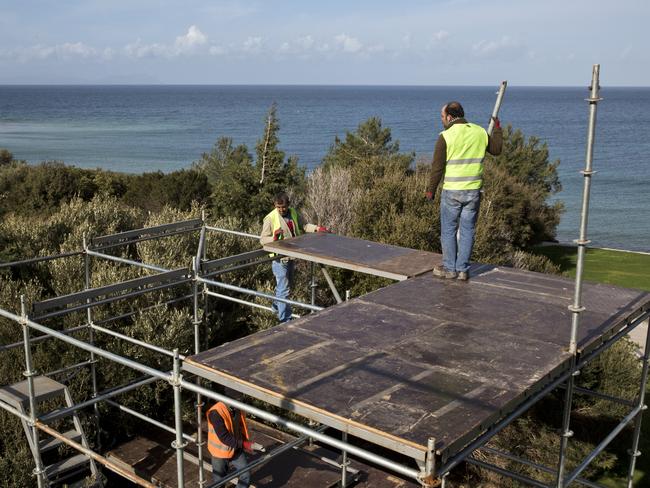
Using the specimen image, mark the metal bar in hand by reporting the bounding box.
[487,80,507,136]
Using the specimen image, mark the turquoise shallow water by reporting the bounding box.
[0,85,648,251]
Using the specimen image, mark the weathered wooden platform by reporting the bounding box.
[106,419,416,487]
[184,266,649,464]
[263,233,442,280]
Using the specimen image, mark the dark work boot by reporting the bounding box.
[432,265,457,279]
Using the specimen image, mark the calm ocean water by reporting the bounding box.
[0,85,648,251]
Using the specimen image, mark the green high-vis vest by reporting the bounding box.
[441,122,489,190]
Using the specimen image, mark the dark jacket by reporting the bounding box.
[208,408,243,450]
[428,118,503,194]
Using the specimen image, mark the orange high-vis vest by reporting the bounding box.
[206,402,250,459]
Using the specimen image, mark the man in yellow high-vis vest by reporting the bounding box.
[426,101,503,281]
[260,192,328,322]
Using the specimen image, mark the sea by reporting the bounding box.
[0,85,648,252]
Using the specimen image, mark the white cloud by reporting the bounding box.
[1,42,99,62]
[472,36,524,59]
[335,34,362,53]
[175,25,207,51]
[124,39,167,58]
[124,25,208,58]
[432,30,449,42]
[102,47,116,60]
[242,36,263,53]
[278,35,315,55]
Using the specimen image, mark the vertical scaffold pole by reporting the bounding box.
[625,317,650,487]
[556,63,602,488]
[341,431,349,487]
[83,234,102,452]
[193,224,207,486]
[21,296,46,488]
[310,262,317,309]
[422,437,436,487]
[172,349,186,488]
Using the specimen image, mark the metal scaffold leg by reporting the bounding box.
[626,318,650,487]
[171,349,187,488]
[21,296,46,488]
[556,63,602,488]
[84,235,102,453]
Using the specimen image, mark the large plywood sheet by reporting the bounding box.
[184,266,650,462]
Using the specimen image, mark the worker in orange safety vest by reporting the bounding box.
[206,399,253,487]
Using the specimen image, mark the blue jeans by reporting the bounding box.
[272,260,295,323]
[212,451,250,487]
[440,189,481,273]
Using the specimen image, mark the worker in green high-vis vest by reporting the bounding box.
[260,192,329,322]
[426,101,503,281]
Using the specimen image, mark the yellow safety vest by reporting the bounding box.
[206,402,250,459]
[441,123,489,190]
[266,208,302,257]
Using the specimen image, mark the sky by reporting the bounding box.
[0,0,647,86]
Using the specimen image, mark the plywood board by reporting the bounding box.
[263,233,442,280]
[185,266,650,463]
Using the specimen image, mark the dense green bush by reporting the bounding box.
[0,160,211,219]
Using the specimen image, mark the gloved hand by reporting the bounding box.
[492,116,501,129]
[424,191,434,201]
[273,228,284,241]
[243,440,254,454]
[316,226,330,233]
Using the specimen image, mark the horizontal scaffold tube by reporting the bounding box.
[90,322,185,359]
[205,290,301,318]
[42,375,161,423]
[205,226,259,239]
[0,308,169,382]
[197,276,323,312]
[86,249,170,273]
[105,399,194,444]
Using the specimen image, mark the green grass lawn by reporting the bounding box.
[532,245,650,487]
[532,245,650,291]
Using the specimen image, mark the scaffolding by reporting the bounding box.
[0,64,648,488]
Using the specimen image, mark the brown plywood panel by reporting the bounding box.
[264,233,441,280]
[185,265,649,462]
